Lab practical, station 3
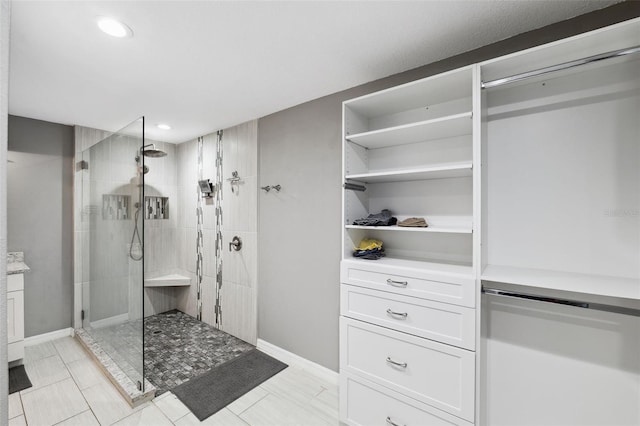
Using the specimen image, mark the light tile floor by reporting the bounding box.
[9,337,339,426]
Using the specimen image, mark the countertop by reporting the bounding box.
[7,252,30,275]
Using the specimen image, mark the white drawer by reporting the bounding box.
[340,317,475,422]
[341,284,475,350]
[341,260,475,307]
[341,372,473,426]
[8,273,24,292]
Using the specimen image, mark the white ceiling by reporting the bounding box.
[9,0,618,143]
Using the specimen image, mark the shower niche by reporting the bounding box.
[144,196,169,220]
[102,194,131,220]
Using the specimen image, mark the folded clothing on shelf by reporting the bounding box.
[353,248,386,260]
[355,238,383,251]
[352,209,397,226]
[353,238,386,260]
[397,217,428,227]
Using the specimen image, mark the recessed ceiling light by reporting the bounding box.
[157,124,171,130]
[97,17,133,38]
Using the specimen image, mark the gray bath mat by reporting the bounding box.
[172,348,287,421]
[9,365,32,394]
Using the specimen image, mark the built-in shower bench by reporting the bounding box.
[144,273,191,287]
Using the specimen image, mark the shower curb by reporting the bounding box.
[75,328,156,407]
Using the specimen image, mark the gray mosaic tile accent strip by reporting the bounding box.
[214,130,223,327]
[145,310,253,395]
[196,136,204,321]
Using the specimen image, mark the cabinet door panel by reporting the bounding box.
[7,290,24,344]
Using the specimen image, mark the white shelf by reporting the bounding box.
[346,224,471,234]
[481,265,640,302]
[344,66,473,118]
[346,161,472,183]
[344,256,473,278]
[346,112,472,149]
[144,274,191,288]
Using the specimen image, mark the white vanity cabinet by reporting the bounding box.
[7,273,25,362]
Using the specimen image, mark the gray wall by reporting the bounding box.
[257,1,640,371]
[8,115,74,337]
[1,0,11,421]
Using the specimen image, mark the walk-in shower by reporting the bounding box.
[75,118,259,406]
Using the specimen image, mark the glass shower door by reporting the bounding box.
[81,117,146,390]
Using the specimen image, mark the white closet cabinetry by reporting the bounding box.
[340,66,479,425]
[479,18,640,425]
[341,16,640,426]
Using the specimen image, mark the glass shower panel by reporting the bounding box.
[81,117,145,390]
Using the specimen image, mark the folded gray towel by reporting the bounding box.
[353,209,398,226]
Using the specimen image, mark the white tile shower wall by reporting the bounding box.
[175,121,257,344]
[74,126,180,326]
[75,120,257,340]
[176,139,199,317]
[219,121,258,344]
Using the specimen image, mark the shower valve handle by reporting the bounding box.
[229,236,242,252]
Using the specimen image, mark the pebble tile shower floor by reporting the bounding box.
[87,310,254,395]
[144,310,254,394]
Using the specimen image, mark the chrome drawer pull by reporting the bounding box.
[386,417,405,426]
[386,278,408,288]
[386,308,408,319]
[386,357,407,368]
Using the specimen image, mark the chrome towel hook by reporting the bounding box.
[261,184,281,192]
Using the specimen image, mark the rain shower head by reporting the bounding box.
[141,144,167,158]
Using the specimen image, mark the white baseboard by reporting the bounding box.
[90,313,129,329]
[257,338,338,386]
[25,327,74,346]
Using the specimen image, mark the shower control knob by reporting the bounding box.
[229,236,242,252]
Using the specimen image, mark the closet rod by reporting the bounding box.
[481,45,640,89]
[482,286,640,317]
